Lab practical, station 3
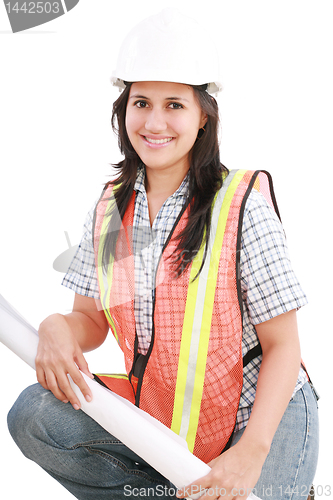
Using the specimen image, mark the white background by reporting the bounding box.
[0,0,332,498]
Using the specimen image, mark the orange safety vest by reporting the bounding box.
[93,169,280,463]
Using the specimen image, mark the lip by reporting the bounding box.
[140,135,175,149]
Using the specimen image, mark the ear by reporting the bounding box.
[200,113,208,129]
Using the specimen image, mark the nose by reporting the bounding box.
[145,109,167,133]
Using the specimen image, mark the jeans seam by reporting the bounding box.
[290,386,309,500]
[40,443,169,488]
[85,447,171,487]
[308,382,319,408]
[67,439,122,450]
[55,437,172,487]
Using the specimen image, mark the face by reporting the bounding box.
[125,81,207,177]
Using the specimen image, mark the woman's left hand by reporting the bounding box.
[176,441,267,500]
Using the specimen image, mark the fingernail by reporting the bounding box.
[73,403,80,410]
[85,394,92,402]
[62,400,69,404]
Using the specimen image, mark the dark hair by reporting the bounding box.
[102,82,228,278]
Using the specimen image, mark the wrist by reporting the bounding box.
[235,433,271,462]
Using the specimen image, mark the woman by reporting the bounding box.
[7,9,318,500]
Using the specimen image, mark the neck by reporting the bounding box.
[145,164,189,198]
[144,164,189,225]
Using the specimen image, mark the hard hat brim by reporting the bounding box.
[110,76,223,95]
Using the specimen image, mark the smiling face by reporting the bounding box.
[125,81,207,178]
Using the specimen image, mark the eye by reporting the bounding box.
[168,102,184,110]
[134,100,149,108]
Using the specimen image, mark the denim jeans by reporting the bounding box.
[7,381,319,500]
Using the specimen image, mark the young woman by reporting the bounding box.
[7,10,318,500]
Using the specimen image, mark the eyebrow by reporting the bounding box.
[129,94,189,103]
[166,96,190,102]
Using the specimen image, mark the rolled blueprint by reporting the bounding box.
[0,294,259,499]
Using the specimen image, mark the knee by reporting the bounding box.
[7,383,49,456]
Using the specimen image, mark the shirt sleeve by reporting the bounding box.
[61,201,100,299]
[240,189,308,325]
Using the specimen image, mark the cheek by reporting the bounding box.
[176,121,201,148]
[178,111,202,137]
[125,113,132,139]
[125,110,140,140]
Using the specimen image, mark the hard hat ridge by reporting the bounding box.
[111,8,223,95]
[159,6,174,27]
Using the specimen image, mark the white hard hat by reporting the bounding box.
[111,8,223,94]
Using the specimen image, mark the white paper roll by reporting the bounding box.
[0,294,39,370]
[0,294,260,500]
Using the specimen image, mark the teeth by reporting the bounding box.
[145,137,173,144]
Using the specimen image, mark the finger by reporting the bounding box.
[44,369,69,403]
[57,364,93,409]
[54,369,85,410]
[177,481,208,499]
[36,366,69,403]
[193,488,219,500]
[75,351,94,380]
[177,472,222,500]
[199,487,224,500]
[69,364,93,402]
[36,365,49,391]
[177,486,216,500]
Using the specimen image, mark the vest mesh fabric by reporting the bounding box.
[93,170,279,463]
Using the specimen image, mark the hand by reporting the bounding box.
[177,441,267,500]
[35,313,94,410]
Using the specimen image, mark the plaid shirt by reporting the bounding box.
[62,167,308,431]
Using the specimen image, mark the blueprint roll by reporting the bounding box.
[0,294,260,500]
[0,294,39,370]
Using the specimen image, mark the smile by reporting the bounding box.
[144,136,173,144]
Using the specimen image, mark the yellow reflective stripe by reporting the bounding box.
[170,253,202,435]
[186,169,247,450]
[96,187,118,342]
[171,169,247,451]
[171,177,232,439]
[95,373,129,380]
[253,174,260,192]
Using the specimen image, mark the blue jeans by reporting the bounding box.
[7,382,318,499]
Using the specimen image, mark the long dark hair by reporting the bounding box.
[102,83,228,278]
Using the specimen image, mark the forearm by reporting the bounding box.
[239,315,301,455]
[61,294,108,352]
[38,295,109,354]
[39,310,107,354]
[63,311,107,352]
